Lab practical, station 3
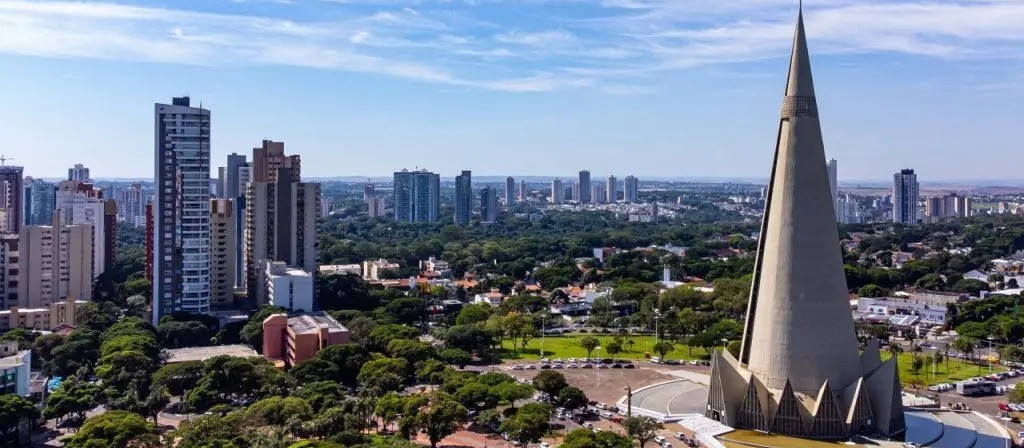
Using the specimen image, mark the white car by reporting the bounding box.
[600,411,614,419]
[540,443,551,448]
[654,436,668,444]
[674,432,687,440]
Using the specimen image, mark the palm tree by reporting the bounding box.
[626,339,636,354]
[888,342,904,356]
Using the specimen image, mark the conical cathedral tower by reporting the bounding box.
[706,4,906,439]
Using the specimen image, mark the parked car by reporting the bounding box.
[654,436,667,445]
[674,432,687,440]
[665,360,681,365]
[600,411,614,419]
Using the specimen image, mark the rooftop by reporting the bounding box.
[164,344,259,364]
[288,313,348,335]
[0,350,30,368]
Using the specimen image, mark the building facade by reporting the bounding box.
[924,193,972,223]
[210,199,236,310]
[243,167,320,303]
[550,179,563,204]
[23,178,56,227]
[0,165,24,234]
[68,163,91,182]
[0,300,85,332]
[505,177,515,206]
[262,312,350,369]
[518,180,527,202]
[393,169,440,223]
[265,261,314,312]
[893,169,919,225]
[480,186,498,223]
[0,235,17,310]
[252,140,300,184]
[454,170,472,226]
[827,158,839,222]
[623,175,639,203]
[225,153,248,200]
[0,342,30,397]
[367,195,387,218]
[18,223,93,309]
[606,175,617,203]
[153,96,212,322]
[118,182,147,228]
[54,180,115,277]
[578,170,591,204]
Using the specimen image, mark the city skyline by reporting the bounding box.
[2,1,1023,181]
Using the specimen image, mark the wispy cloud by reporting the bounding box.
[0,0,1021,92]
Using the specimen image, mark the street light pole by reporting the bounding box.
[596,346,603,387]
[988,337,995,374]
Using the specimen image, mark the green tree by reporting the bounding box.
[358,358,408,393]
[455,304,492,325]
[1010,386,1024,404]
[560,428,633,448]
[579,336,600,359]
[499,402,552,446]
[493,382,534,408]
[915,273,946,291]
[605,339,623,357]
[911,356,924,381]
[168,412,250,448]
[952,336,976,361]
[556,386,588,410]
[375,392,406,433]
[152,361,204,397]
[623,416,663,448]
[44,377,103,423]
[64,411,159,448]
[652,341,675,360]
[455,382,498,412]
[533,370,568,397]
[245,396,313,427]
[0,393,40,442]
[439,348,472,368]
[408,393,468,448]
[857,284,887,298]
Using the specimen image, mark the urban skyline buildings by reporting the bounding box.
[606,175,616,203]
[68,163,90,183]
[54,180,116,277]
[623,175,639,203]
[504,177,515,207]
[827,158,838,222]
[23,177,56,227]
[252,140,300,184]
[893,168,920,225]
[0,165,24,234]
[480,186,498,224]
[454,170,472,226]
[152,96,212,322]
[18,220,93,309]
[393,169,440,223]
[550,179,563,204]
[210,198,237,310]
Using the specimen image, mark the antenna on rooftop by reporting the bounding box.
[0,155,14,166]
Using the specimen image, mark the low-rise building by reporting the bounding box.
[473,288,505,306]
[0,300,85,331]
[319,264,362,277]
[265,261,314,312]
[856,297,948,326]
[420,257,451,277]
[0,341,31,397]
[164,345,259,364]
[262,312,350,369]
[363,259,400,280]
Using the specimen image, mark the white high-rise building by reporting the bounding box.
[119,183,147,228]
[54,180,110,278]
[153,96,211,322]
[550,179,563,204]
[623,176,639,203]
[893,169,919,225]
[827,158,838,222]
[607,175,617,203]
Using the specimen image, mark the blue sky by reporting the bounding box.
[0,0,1022,181]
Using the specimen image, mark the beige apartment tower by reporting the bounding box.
[706,6,905,440]
[243,167,320,303]
[210,199,237,310]
[18,221,93,309]
[252,140,301,184]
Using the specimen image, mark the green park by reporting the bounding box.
[500,333,715,361]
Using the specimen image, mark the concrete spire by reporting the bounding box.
[738,2,861,396]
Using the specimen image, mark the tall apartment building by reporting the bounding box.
[237,163,252,194]
[572,182,580,203]
[23,177,56,226]
[393,169,440,223]
[0,235,18,309]
[480,186,498,223]
[623,175,639,203]
[18,222,93,308]
[367,195,387,218]
[264,261,314,312]
[454,170,472,226]
[578,170,592,204]
[505,177,515,207]
[924,193,972,222]
[827,158,838,221]
[119,183,147,228]
[244,167,320,304]
[591,183,604,204]
[550,179,563,204]
[518,181,527,202]
[252,140,300,184]
[210,199,236,310]
[55,180,116,277]
[893,169,919,225]
[606,175,617,203]
[0,165,24,234]
[68,163,91,182]
[153,96,212,322]
[225,153,248,199]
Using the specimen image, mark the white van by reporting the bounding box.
[651,357,662,364]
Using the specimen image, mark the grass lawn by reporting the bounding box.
[884,352,1006,386]
[499,333,713,361]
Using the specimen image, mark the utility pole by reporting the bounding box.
[625,385,633,418]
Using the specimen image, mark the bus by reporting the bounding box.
[956,380,995,396]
